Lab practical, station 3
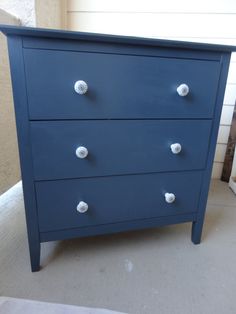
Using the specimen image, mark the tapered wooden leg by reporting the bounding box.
[29,240,41,272]
[191,218,204,244]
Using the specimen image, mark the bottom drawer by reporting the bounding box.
[36,171,203,232]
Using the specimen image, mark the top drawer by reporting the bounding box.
[24,49,220,120]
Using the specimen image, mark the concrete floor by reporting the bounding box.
[0,180,236,314]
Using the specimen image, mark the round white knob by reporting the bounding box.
[177,84,189,96]
[77,201,88,213]
[170,143,182,154]
[165,193,176,204]
[74,80,88,95]
[76,146,88,159]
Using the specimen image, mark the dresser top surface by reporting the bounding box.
[1,24,236,53]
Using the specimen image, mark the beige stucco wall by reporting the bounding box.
[0,1,66,195]
[35,0,67,29]
[0,9,20,195]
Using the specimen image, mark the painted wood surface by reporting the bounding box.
[23,49,220,120]
[40,212,196,243]
[30,120,212,180]
[6,36,40,272]
[1,24,236,52]
[0,25,233,271]
[36,171,203,232]
[192,53,231,244]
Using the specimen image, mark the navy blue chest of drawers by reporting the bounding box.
[1,25,236,271]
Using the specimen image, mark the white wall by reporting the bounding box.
[66,0,236,178]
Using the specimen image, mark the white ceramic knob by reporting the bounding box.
[77,201,88,213]
[76,146,88,159]
[165,193,176,204]
[170,143,182,154]
[74,80,88,95]
[177,84,189,96]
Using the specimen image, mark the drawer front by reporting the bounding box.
[31,120,211,180]
[36,171,203,232]
[24,49,220,119]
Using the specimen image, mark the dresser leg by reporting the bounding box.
[29,241,41,272]
[191,219,204,244]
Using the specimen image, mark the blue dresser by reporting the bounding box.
[1,25,235,271]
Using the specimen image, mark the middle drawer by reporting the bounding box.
[30,120,211,180]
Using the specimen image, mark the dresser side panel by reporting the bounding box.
[192,52,231,243]
[6,36,40,271]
